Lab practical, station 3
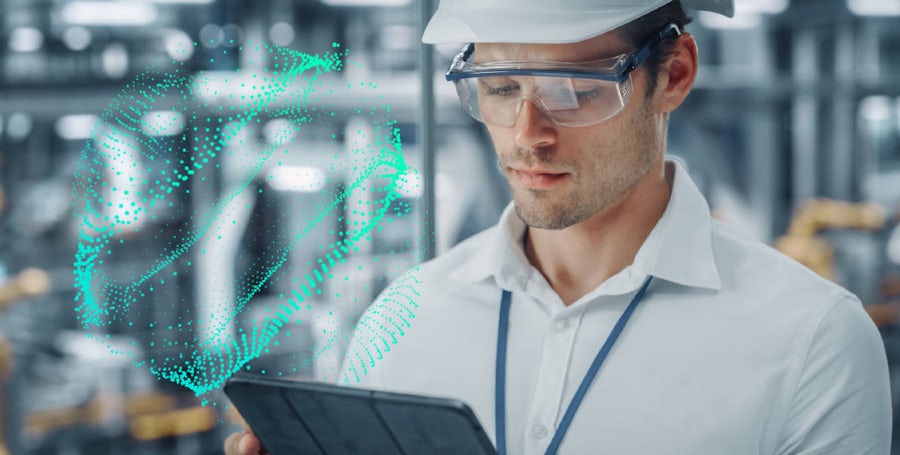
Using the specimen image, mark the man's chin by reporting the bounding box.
[513,203,580,231]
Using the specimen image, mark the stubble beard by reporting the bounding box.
[509,104,659,230]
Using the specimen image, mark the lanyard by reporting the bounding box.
[494,276,653,455]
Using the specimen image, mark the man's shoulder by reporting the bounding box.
[708,219,855,306]
[339,226,500,386]
[368,224,498,308]
[418,225,499,281]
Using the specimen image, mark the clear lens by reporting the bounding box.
[453,75,632,128]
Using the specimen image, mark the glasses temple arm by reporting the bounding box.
[620,23,682,78]
[445,43,475,79]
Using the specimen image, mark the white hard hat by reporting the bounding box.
[422,0,734,44]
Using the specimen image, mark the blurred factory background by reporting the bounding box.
[0,0,899,453]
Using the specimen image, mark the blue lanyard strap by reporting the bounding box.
[495,289,512,455]
[495,276,654,455]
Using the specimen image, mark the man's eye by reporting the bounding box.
[484,84,519,97]
[575,88,601,101]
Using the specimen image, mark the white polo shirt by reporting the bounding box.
[340,160,891,455]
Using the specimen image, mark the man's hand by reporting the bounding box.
[224,429,265,455]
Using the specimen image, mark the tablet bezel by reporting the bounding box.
[224,374,498,455]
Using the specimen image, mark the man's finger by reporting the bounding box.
[224,431,243,454]
[224,430,263,455]
[238,432,262,454]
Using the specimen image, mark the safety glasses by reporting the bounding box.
[445,23,682,128]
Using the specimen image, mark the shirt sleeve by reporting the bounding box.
[775,294,892,454]
[336,269,422,388]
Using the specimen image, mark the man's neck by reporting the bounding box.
[524,160,673,306]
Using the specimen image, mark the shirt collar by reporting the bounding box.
[645,158,721,290]
[449,158,721,293]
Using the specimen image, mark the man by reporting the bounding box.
[227,0,892,453]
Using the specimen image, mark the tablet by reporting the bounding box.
[224,374,498,455]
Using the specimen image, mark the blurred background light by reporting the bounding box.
[699,0,788,29]
[55,114,100,140]
[896,97,900,132]
[263,119,297,145]
[435,173,455,200]
[267,166,327,192]
[135,0,215,3]
[847,0,900,16]
[380,25,416,51]
[269,22,295,47]
[199,23,224,48]
[9,27,44,53]
[860,96,894,123]
[62,2,159,26]
[221,23,244,47]
[320,0,412,6]
[140,111,186,137]
[62,26,92,51]
[889,227,900,264]
[699,11,762,29]
[164,29,194,61]
[223,120,251,146]
[101,43,129,78]
[746,0,790,14]
[7,113,33,140]
[396,170,422,198]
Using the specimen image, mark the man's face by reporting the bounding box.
[475,30,663,230]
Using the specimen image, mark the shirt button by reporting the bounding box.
[554,319,569,331]
[531,424,548,439]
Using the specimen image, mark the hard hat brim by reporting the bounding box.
[422,0,734,44]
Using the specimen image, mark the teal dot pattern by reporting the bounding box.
[71,41,424,397]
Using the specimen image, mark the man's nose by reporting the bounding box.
[513,98,558,151]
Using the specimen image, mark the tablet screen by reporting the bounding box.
[224,375,497,455]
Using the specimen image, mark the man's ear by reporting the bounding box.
[654,33,698,113]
